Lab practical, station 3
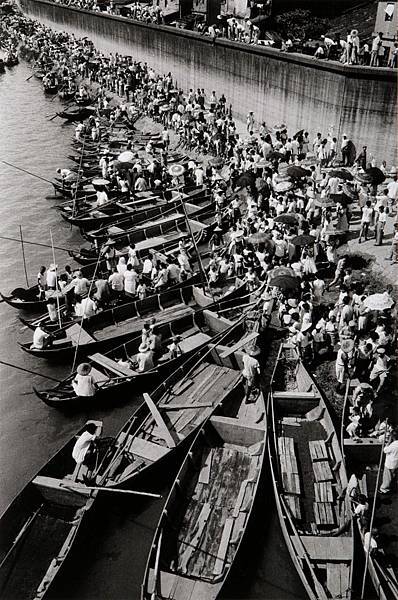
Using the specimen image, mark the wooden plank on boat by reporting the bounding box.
[278,436,295,456]
[199,449,213,485]
[213,518,234,576]
[282,472,301,495]
[180,502,211,574]
[158,401,213,411]
[89,353,138,376]
[313,502,335,526]
[143,393,178,448]
[230,512,247,544]
[219,332,259,359]
[291,536,352,561]
[233,480,251,518]
[129,437,170,462]
[326,562,350,599]
[314,482,333,503]
[309,440,328,462]
[280,452,298,475]
[273,391,318,400]
[147,569,175,599]
[179,332,211,353]
[312,460,333,482]
[67,323,96,345]
[284,495,302,521]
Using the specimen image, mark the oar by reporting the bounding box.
[26,74,34,82]
[0,359,62,382]
[60,482,162,498]
[0,160,54,185]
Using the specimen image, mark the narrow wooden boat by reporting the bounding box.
[56,107,96,122]
[342,383,398,600]
[33,300,253,409]
[268,343,354,600]
[0,420,105,600]
[68,213,213,266]
[142,369,266,600]
[43,85,58,95]
[82,199,214,247]
[59,89,76,102]
[0,259,105,312]
[19,279,247,361]
[18,273,202,332]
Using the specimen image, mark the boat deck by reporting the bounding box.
[0,507,76,600]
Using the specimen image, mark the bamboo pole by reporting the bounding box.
[60,482,161,498]
[19,225,29,287]
[50,229,62,330]
[0,359,62,382]
[360,425,388,600]
[0,234,72,253]
[1,160,54,185]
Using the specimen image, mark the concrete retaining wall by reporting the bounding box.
[20,0,397,162]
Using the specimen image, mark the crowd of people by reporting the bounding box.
[2,7,397,502]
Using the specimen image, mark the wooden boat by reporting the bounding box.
[33,300,255,409]
[0,259,105,312]
[60,187,207,231]
[68,213,213,266]
[58,89,76,101]
[268,343,354,600]
[43,84,59,95]
[19,279,247,361]
[56,107,96,122]
[18,273,202,332]
[82,199,214,247]
[0,420,105,600]
[341,383,398,600]
[142,365,266,599]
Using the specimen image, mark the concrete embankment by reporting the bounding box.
[20,0,397,162]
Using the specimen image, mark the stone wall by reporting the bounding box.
[20,0,397,162]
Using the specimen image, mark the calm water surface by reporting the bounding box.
[0,61,304,599]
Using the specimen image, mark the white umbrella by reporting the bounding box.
[363,293,394,311]
[118,151,135,163]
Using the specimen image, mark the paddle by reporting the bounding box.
[0,359,62,382]
[60,482,162,498]
[26,74,34,82]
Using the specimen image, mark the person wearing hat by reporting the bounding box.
[72,363,98,398]
[242,347,261,403]
[101,240,117,271]
[380,431,398,494]
[369,347,390,394]
[46,263,58,291]
[135,342,154,373]
[335,339,355,392]
[169,335,183,360]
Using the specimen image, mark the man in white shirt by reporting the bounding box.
[380,432,398,493]
[72,422,98,466]
[242,348,261,402]
[387,176,398,208]
[359,201,374,243]
[31,325,50,350]
[46,264,58,290]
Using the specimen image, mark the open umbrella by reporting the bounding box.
[293,129,304,140]
[269,274,299,290]
[342,184,358,200]
[92,178,110,186]
[247,232,271,245]
[273,124,287,132]
[208,157,223,168]
[235,171,256,189]
[363,293,394,311]
[168,164,185,177]
[268,151,285,161]
[268,266,295,279]
[314,197,335,208]
[287,166,310,179]
[275,181,293,193]
[118,150,135,163]
[274,213,299,225]
[329,169,353,181]
[355,172,373,184]
[365,167,385,186]
[291,234,316,246]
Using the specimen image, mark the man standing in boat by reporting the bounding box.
[242,347,261,403]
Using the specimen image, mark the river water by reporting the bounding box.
[0,59,305,598]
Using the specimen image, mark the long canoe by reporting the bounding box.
[33,301,252,409]
[268,343,354,600]
[19,279,247,361]
[341,382,398,600]
[0,420,104,600]
[0,259,106,312]
[142,372,266,599]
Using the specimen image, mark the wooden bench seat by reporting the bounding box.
[129,437,170,462]
[314,481,333,502]
[309,440,328,462]
[312,460,333,482]
[291,535,352,561]
[67,323,96,345]
[278,436,295,456]
[313,502,335,526]
[89,353,138,377]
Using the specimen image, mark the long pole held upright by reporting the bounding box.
[19,225,29,288]
[360,423,388,600]
[50,229,62,330]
